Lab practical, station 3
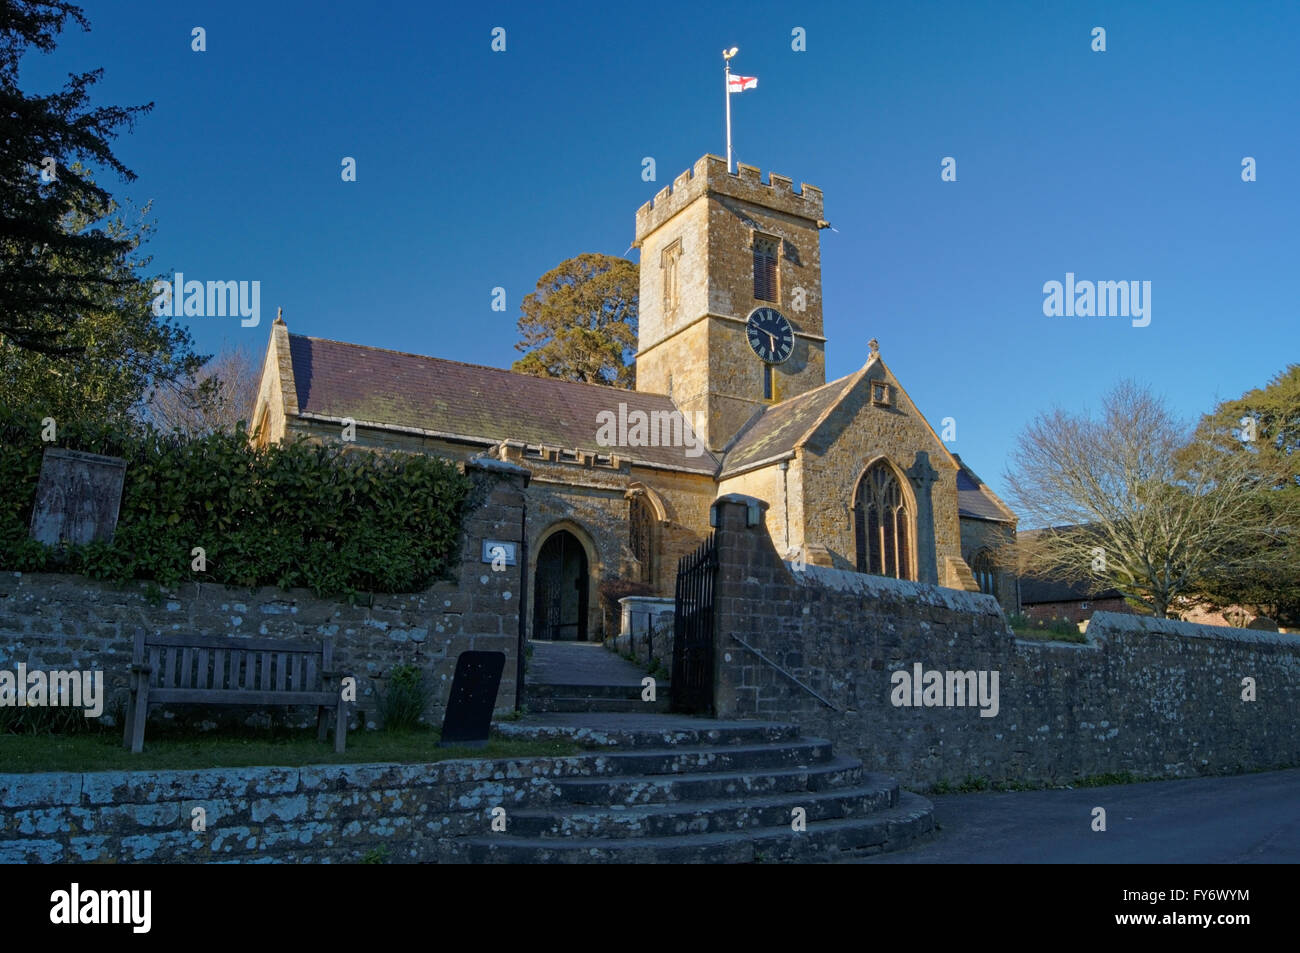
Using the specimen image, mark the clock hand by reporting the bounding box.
[767,331,775,352]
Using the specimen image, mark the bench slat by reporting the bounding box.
[259,652,271,692]
[196,648,209,690]
[162,647,177,688]
[275,652,287,692]
[291,654,304,692]
[243,650,256,691]
[148,646,160,686]
[305,656,318,692]
[212,649,225,690]
[141,633,323,653]
[180,647,193,688]
[150,688,338,707]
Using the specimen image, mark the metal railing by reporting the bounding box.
[729,633,841,712]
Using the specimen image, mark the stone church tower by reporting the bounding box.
[250,153,1020,644]
[633,155,829,453]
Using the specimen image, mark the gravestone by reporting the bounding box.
[29,448,128,547]
[439,650,506,748]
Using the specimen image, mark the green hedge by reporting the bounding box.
[0,409,471,598]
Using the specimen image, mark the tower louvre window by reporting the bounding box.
[753,236,779,302]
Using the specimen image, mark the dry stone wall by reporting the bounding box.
[0,459,529,732]
[710,496,1300,788]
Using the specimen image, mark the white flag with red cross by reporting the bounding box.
[727,74,758,93]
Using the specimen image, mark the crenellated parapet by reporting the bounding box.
[634,154,824,243]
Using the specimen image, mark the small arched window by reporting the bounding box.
[854,461,912,580]
[629,495,654,584]
[971,549,997,596]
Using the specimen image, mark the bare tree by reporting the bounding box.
[138,345,259,437]
[1005,380,1286,618]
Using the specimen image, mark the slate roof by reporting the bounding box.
[286,334,718,473]
[719,374,857,477]
[1019,576,1122,604]
[953,456,1016,523]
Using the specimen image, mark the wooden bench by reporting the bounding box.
[124,632,349,754]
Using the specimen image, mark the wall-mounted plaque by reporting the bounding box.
[481,539,517,566]
[29,448,128,547]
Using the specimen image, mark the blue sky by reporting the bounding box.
[18,0,1299,503]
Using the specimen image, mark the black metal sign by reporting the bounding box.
[439,651,506,747]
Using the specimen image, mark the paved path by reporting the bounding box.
[526,640,648,686]
[855,768,1300,863]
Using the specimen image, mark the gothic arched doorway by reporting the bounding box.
[533,530,590,641]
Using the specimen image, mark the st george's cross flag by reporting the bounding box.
[727,74,758,93]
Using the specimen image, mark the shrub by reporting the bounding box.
[377,664,430,732]
[0,405,471,599]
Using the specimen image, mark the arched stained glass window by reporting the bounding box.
[854,462,912,580]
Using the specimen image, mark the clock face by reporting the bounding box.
[745,307,795,364]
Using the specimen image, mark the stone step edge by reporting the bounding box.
[446,792,935,862]
[526,683,673,696]
[495,720,803,747]
[547,737,836,770]
[551,755,865,795]
[507,776,901,826]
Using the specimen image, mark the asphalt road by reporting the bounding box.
[856,768,1300,863]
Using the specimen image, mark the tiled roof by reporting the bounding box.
[954,459,1016,523]
[1019,576,1122,604]
[719,374,857,476]
[287,335,718,473]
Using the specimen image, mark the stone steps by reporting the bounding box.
[507,776,899,838]
[495,714,801,749]
[558,737,835,779]
[553,755,864,805]
[529,694,672,714]
[451,794,934,864]
[444,713,935,863]
[525,679,671,714]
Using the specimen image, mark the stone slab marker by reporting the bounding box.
[28,448,127,546]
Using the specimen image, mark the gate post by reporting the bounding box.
[708,494,779,718]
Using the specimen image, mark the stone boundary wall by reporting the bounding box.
[0,753,590,863]
[0,459,530,732]
[710,496,1300,788]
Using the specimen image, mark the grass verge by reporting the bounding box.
[0,726,582,774]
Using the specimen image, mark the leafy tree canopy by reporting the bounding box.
[0,1,202,423]
[512,253,638,388]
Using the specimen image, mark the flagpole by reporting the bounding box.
[723,47,738,173]
[724,53,733,173]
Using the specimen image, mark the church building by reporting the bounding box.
[250,155,1018,640]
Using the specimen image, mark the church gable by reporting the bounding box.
[800,351,954,470]
[772,346,968,581]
